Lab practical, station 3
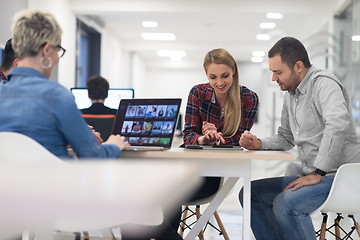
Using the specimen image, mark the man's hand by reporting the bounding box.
[239,130,261,149]
[283,174,323,191]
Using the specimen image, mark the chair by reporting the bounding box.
[82,114,116,141]
[313,163,360,240]
[178,177,230,240]
[0,132,201,240]
[285,162,360,239]
[0,132,118,239]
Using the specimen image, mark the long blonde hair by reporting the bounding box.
[203,48,241,138]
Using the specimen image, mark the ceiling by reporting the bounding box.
[71,0,343,69]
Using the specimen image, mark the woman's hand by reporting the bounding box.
[103,134,130,150]
[198,121,225,145]
[88,125,103,143]
[202,121,217,135]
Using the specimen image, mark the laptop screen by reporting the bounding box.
[70,88,135,109]
[112,98,182,148]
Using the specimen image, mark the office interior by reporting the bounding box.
[1,0,360,239]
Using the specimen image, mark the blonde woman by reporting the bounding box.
[0,9,128,158]
[183,48,258,146]
[176,48,259,231]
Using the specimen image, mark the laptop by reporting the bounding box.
[112,98,182,151]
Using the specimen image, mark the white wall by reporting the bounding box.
[28,0,77,89]
[0,0,28,45]
[101,29,129,88]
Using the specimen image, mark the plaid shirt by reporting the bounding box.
[0,71,7,84]
[183,83,258,145]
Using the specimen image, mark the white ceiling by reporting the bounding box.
[71,0,344,69]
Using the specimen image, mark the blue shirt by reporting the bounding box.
[0,67,120,159]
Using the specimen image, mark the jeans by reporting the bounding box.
[239,176,334,240]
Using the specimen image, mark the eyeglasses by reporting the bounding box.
[53,44,66,58]
[40,42,66,58]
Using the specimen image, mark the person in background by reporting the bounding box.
[0,8,128,159]
[239,36,360,240]
[80,75,117,115]
[176,48,258,232]
[0,38,18,83]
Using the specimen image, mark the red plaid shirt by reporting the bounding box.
[0,71,8,83]
[183,83,258,145]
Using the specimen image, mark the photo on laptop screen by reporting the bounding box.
[112,98,182,149]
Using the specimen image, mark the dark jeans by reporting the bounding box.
[121,177,221,240]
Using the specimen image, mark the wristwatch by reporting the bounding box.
[312,168,327,176]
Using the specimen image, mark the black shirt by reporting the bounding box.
[80,102,117,115]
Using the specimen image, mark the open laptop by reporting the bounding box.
[112,98,182,151]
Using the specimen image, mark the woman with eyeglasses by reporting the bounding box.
[0,8,128,158]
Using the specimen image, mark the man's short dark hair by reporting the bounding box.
[87,75,110,100]
[1,38,16,72]
[268,37,311,69]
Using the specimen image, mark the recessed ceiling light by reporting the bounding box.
[256,34,271,41]
[267,12,283,19]
[141,33,176,41]
[259,22,276,29]
[252,51,265,57]
[352,35,360,41]
[251,57,263,63]
[142,21,158,28]
[156,50,186,57]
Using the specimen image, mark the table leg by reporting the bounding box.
[184,177,239,240]
[242,175,251,240]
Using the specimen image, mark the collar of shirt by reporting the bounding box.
[8,67,47,81]
[211,90,216,103]
[289,65,317,96]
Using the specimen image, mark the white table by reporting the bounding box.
[0,160,201,239]
[122,148,295,240]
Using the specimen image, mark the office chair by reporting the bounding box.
[82,114,116,141]
[178,177,230,240]
[313,163,360,240]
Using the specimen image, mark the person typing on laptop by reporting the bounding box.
[80,75,117,115]
[0,9,128,159]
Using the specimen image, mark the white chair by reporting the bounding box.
[178,177,230,240]
[0,132,201,240]
[0,132,117,239]
[285,162,360,239]
[314,163,360,240]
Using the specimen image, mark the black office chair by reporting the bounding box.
[82,114,116,141]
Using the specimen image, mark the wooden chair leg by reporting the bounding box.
[355,221,360,237]
[83,231,90,240]
[334,214,342,240]
[179,205,189,237]
[349,215,360,237]
[319,213,328,240]
[196,205,204,240]
[213,211,230,240]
